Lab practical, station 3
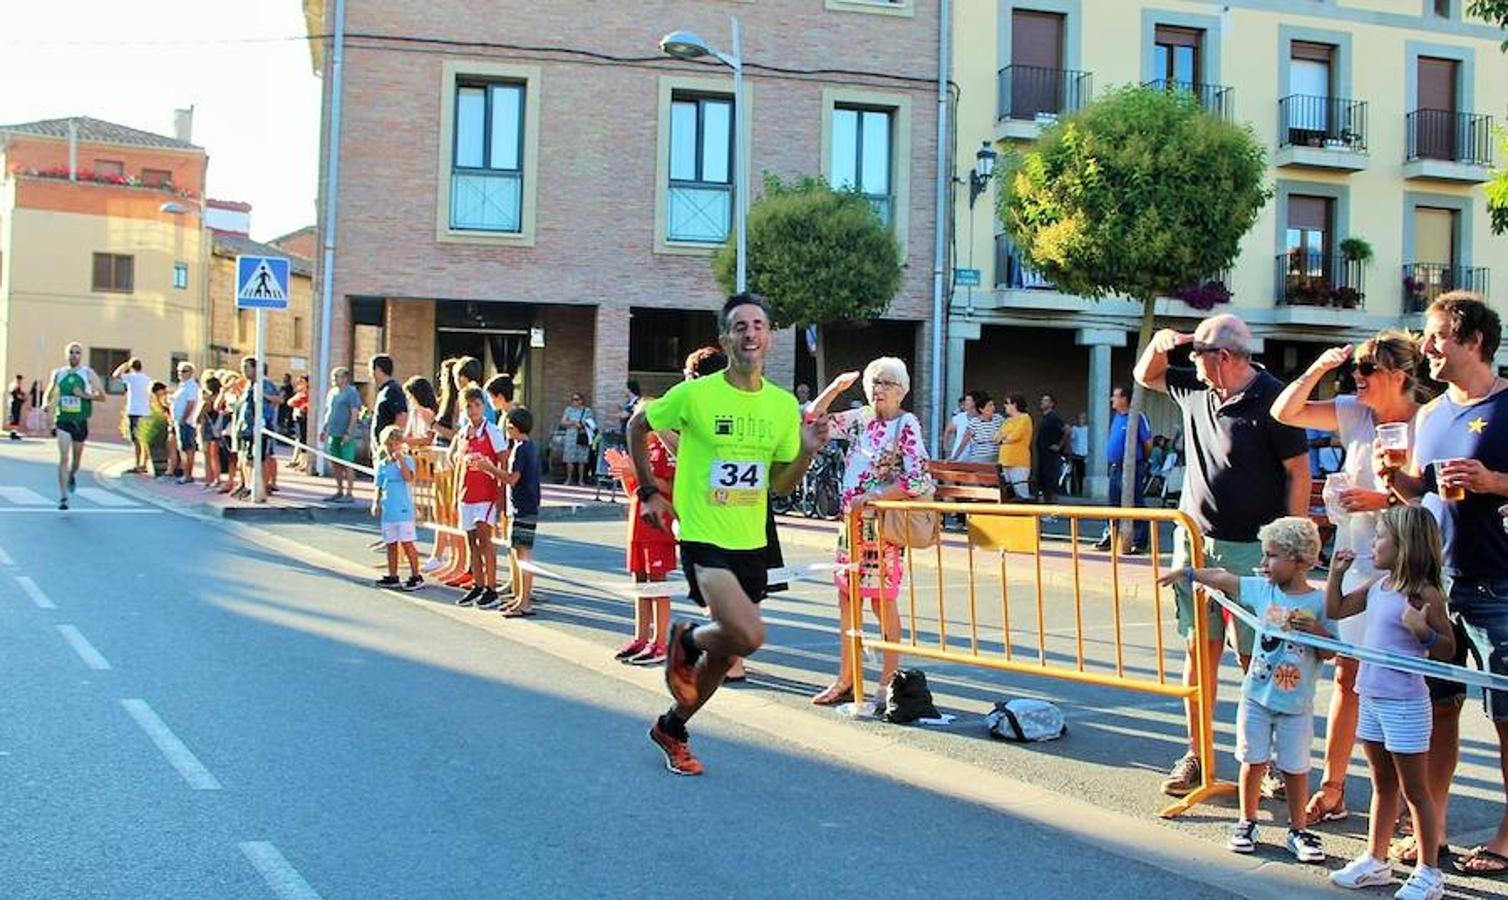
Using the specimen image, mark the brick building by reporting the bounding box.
[303,0,942,447]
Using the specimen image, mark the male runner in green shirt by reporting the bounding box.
[630,294,829,775]
[43,341,104,510]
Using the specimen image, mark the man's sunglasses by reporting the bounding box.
[1188,343,1226,357]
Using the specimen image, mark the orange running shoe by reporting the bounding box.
[648,721,704,776]
[664,621,699,708]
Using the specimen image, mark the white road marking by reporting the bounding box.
[0,486,50,506]
[0,543,12,566]
[0,507,161,515]
[239,842,323,900]
[56,625,110,670]
[119,699,222,790]
[73,487,137,507]
[15,575,56,609]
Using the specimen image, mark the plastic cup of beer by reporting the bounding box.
[1376,423,1410,469]
[1439,458,1468,502]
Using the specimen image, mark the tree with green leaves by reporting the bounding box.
[712,174,903,381]
[1468,0,1508,233]
[997,85,1270,542]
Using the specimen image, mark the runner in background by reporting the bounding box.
[633,294,828,776]
[44,342,104,510]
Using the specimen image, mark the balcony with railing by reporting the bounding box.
[994,234,1054,291]
[1141,79,1231,120]
[1402,263,1490,313]
[1404,109,1494,182]
[1276,252,1366,314]
[1275,95,1368,171]
[666,181,732,243]
[996,65,1092,139]
[450,169,522,233]
[988,234,1232,314]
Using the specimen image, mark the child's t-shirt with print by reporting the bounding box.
[1240,576,1332,715]
[376,457,415,525]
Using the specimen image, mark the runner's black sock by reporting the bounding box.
[679,624,703,664]
[660,710,689,740]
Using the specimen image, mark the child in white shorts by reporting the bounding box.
[372,425,422,591]
[1162,516,1333,863]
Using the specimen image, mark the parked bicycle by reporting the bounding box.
[773,439,845,520]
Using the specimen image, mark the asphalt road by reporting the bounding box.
[0,438,1245,899]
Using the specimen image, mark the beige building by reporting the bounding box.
[953,0,1508,494]
[304,0,943,444]
[0,115,210,432]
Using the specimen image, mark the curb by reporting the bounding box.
[102,458,629,524]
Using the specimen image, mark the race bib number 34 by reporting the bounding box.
[708,459,766,506]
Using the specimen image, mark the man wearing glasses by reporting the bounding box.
[1135,313,1310,797]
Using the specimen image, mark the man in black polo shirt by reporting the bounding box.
[369,354,408,451]
[1135,313,1310,797]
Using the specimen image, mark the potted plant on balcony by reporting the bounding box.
[1330,285,1363,308]
[1171,278,1233,311]
[1403,273,1428,310]
[1340,236,1373,266]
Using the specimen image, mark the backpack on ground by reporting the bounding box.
[882,668,941,724]
[985,699,1067,742]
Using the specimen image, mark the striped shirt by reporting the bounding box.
[962,414,1004,464]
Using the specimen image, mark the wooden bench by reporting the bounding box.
[925,460,1000,502]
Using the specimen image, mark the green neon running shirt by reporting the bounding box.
[645,373,801,551]
[52,366,95,424]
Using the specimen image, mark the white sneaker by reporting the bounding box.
[1331,853,1393,889]
[1227,819,1257,853]
[1393,866,1444,900]
[421,557,446,574]
[1286,828,1324,863]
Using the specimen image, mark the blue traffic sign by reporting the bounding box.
[236,255,290,310]
[954,268,982,287]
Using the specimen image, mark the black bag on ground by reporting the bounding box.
[883,668,941,724]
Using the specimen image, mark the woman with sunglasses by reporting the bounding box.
[1271,330,1432,831]
[559,392,595,486]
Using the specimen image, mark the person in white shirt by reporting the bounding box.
[170,363,202,485]
[943,392,978,461]
[1069,412,1090,495]
[112,357,154,474]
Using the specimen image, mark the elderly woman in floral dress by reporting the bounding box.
[811,357,935,708]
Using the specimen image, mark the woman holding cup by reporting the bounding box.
[1272,330,1431,827]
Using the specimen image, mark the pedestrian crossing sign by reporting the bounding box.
[236,255,290,310]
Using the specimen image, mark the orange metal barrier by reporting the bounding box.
[848,500,1235,819]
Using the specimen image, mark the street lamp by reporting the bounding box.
[963,141,998,315]
[968,140,997,209]
[660,18,748,292]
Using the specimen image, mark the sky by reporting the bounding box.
[0,0,321,242]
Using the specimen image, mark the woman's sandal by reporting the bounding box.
[1304,782,1348,826]
[1455,845,1508,876]
[1390,834,1451,865]
[811,684,854,706]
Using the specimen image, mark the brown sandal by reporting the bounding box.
[1304,781,1348,826]
[1391,834,1451,865]
[811,684,854,706]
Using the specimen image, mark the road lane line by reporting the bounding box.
[73,487,137,507]
[238,842,323,900]
[0,486,50,506]
[119,699,222,790]
[56,625,111,670]
[0,508,161,515]
[0,543,13,566]
[15,576,56,609]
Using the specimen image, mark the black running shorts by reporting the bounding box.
[56,420,88,443]
[682,541,768,608]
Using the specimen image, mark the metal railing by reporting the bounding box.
[1142,79,1231,120]
[1403,263,1491,313]
[846,501,1235,818]
[994,235,1053,290]
[1406,109,1494,165]
[450,170,522,232]
[997,64,1093,122]
[667,181,732,243]
[1278,94,1368,152]
[1276,251,1367,308]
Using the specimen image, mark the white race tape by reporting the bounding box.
[516,560,852,601]
[260,427,377,477]
[1209,590,1508,693]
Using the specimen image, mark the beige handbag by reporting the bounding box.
[874,416,940,549]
